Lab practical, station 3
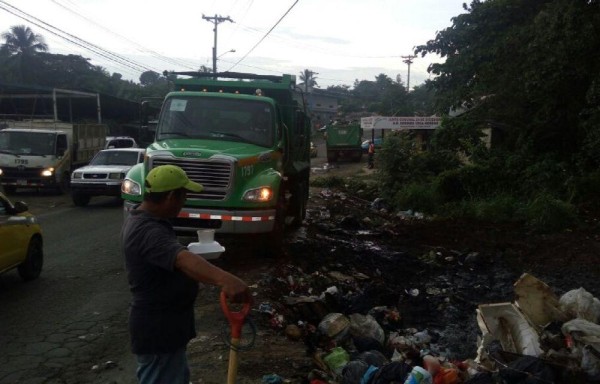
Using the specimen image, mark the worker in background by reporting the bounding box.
[367,140,375,169]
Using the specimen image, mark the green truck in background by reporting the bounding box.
[325,121,363,163]
[122,72,311,251]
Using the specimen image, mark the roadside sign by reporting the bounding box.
[361,116,441,130]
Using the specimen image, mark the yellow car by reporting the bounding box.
[0,192,43,281]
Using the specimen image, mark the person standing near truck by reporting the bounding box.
[121,164,251,384]
[367,140,375,169]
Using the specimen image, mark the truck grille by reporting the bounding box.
[150,158,232,200]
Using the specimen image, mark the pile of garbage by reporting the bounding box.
[257,272,600,384]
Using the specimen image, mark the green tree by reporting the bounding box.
[299,69,318,93]
[139,71,161,86]
[415,0,600,163]
[1,25,48,84]
[348,73,408,115]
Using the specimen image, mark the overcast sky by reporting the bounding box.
[1,0,467,89]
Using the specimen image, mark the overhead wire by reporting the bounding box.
[0,0,161,75]
[50,0,199,71]
[225,0,298,72]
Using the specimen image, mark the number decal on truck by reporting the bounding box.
[241,165,254,177]
[14,158,28,165]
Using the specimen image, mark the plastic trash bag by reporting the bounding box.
[371,361,412,384]
[349,313,385,346]
[324,346,350,377]
[358,350,388,367]
[319,313,351,341]
[559,287,600,323]
[341,360,369,384]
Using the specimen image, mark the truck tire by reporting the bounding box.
[18,236,43,281]
[58,173,70,195]
[72,192,91,207]
[260,192,285,258]
[327,150,337,163]
[289,175,309,228]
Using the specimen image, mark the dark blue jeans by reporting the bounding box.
[136,347,190,384]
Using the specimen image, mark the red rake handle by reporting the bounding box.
[220,291,251,339]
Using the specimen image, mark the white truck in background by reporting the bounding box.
[0,122,107,194]
[0,89,108,194]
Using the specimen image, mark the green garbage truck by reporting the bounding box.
[121,72,311,250]
[325,121,363,163]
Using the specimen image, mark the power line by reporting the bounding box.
[0,0,159,74]
[50,0,198,70]
[226,0,298,72]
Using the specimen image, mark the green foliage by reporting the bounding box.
[392,183,440,214]
[377,132,461,200]
[0,25,170,102]
[525,193,578,233]
[416,0,600,164]
[341,74,410,115]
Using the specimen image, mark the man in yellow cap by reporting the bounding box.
[121,164,250,384]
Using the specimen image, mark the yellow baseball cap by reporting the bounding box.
[145,165,203,193]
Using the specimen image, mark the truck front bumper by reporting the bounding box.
[71,181,122,196]
[123,200,276,234]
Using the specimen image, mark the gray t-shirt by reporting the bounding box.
[121,208,199,354]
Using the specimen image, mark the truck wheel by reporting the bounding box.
[327,150,337,163]
[289,177,308,228]
[261,194,285,258]
[72,192,91,207]
[58,173,70,194]
[18,237,43,281]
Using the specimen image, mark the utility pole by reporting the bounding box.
[202,14,233,74]
[401,55,416,92]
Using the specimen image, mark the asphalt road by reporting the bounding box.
[0,192,137,384]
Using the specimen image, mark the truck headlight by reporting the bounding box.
[242,187,273,202]
[72,172,83,179]
[109,172,123,180]
[122,179,141,195]
[0,168,3,176]
[41,168,54,177]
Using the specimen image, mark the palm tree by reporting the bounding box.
[299,69,318,93]
[1,25,48,56]
[1,25,48,83]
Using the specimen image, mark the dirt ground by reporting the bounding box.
[180,153,600,384]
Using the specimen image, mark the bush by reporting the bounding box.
[434,164,497,202]
[392,183,439,214]
[469,195,523,222]
[525,193,578,233]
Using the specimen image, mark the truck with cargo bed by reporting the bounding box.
[122,71,311,252]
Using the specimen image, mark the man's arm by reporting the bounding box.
[175,249,250,303]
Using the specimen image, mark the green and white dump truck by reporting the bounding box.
[122,72,311,249]
[325,121,363,162]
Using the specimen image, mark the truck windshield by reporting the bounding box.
[0,131,56,156]
[156,97,274,147]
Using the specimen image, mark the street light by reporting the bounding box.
[217,49,236,60]
[215,49,235,73]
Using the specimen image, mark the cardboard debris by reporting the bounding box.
[477,302,543,357]
[514,272,568,328]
